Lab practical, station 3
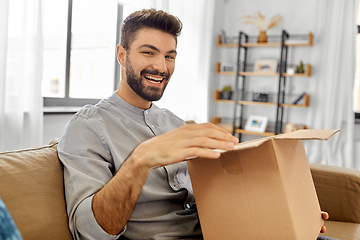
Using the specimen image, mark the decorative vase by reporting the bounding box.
[221,91,233,100]
[257,31,267,43]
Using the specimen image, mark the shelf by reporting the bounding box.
[217,32,313,48]
[217,35,238,48]
[235,129,276,137]
[215,63,235,75]
[211,116,275,136]
[213,91,309,108]
[211,117,232,133]
[212,124,276,137]
[215,62,312,77]
[213,90,233,103]
[241,72,279,76]
[211,117,307,137]
[284,64,312,77]
[237,100,276,106]
[237,98,309,108]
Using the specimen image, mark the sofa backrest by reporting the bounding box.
[310,163,360,224]
[0,140,73,240]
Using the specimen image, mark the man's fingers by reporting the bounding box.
[184,147,222,160]
[181,136,235,151]
[321,211,329,220]
[181,124,239,145]
[320,211,328,233]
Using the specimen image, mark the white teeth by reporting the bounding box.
[148,79,160,83]
[146,75,163,81]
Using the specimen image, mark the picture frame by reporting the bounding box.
[244,115,268,133]
[253,59,278,73]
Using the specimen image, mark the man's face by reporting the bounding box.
[124,28,177,102]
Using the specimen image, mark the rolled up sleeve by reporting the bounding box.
[73,195,124,240]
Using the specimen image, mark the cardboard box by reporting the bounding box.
[187,129,339,240]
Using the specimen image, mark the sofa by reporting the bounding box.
[0,140,359,240]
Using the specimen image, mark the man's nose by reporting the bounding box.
[153,56,167,73]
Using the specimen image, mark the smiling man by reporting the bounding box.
[58,8,238,240]
[58,8,330,240]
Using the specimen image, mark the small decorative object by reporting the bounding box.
[292,92,306,104]
[244,115,268,133]
[221,29,227,44]
[295,61,305,73]
[239,12,283,43]
[254,59,278,73]
[252,87,269,102]
[220,85,233,100]
[284,124,294,133]
[284,123,298,133]
[286,68,295,75]
[220,62,236,72]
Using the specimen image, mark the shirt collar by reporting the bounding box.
[109,91,157,116]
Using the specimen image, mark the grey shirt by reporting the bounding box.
[58,92,202,240]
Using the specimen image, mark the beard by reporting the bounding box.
[125,58,170,102]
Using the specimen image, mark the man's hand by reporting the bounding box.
[321,211,329,233]
[132,122,239,169]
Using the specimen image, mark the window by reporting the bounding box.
[42,0,122,107]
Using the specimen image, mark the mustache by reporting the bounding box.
[141,68,170,80]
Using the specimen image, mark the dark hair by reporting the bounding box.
[120,8,183,51]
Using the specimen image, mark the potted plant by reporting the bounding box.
[221,85,233,100]
[295,61,305,73]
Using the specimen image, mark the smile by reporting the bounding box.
[144,74,164,84]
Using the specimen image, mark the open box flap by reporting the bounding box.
[211,129,339,156]
[274,129,339,140]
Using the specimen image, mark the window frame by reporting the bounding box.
[43,0,123,107]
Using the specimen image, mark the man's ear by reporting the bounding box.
[117,44,126,67]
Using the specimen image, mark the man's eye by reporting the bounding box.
[166,55,175,60]
[143,52,153,55]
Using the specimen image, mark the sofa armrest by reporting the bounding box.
[310,163,360,223]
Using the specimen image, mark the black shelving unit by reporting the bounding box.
[230,30,308,142]
[275,30,289,135]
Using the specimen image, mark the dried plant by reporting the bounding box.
[239,12,283,31]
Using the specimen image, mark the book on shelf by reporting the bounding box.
[292,92,306,104]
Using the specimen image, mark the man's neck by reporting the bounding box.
[116,81,152,110]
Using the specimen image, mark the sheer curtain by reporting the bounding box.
[0,0,43,152]
[305,0,359,169]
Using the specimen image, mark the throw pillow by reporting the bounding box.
[0,198,23,240]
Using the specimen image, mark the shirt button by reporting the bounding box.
[151,125,154,128]
[186,204,191,209]
[145,111,148,115]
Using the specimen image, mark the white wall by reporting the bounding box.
[43,114,73,144]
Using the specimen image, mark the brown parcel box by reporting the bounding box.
[187,129,339,240]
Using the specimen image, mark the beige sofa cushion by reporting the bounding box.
[319,220,360,240]
[0,141,73,240]
[310,163,360,224]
